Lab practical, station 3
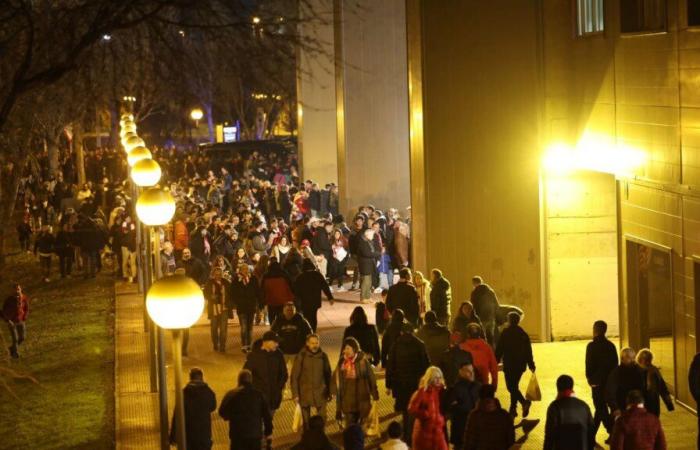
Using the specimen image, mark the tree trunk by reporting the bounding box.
[0,154,28,272]
[205,103,215,143]
[74,122,86,185]
[48,132,61,178]
[110,102,120,149]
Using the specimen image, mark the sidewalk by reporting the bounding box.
[115,281,698,449]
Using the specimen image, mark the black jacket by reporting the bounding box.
[356,237,379,276]
[430,276,452,318]
[452,313,483,338]
[293,269,333,311]
[543,396,595,450]
[230,277,260,315]
[181,258,208,286]
[311,229,331,259]
[416,322,451,365]
[690,353,700,403]
[585,336,618,387]
[386,332,430,411]
[381,320,404,368]
[271,313,312,355]
[218,383,272,440]
[448,378,482,447]
[439,345,474,388]
[605,364,646,412]
[243,339,289,409]
[495,325,535,373]
[34,232,55,255]
[470,284,499,322]
[386,282,420,325]
[341,323,380,366]
[170,380,216,449]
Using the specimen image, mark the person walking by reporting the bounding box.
[407,366,448,450]
[2,284,29,359]
[689,352,700,449]
[261,261,295,324]
[293,258,334,332]
[543,375,595,450]
[438,335,474,389]
[429,269,452,326]
[230,263,260,353]
[385,268,420,326]
[219,369,273,450]
[205,267,230,352]
[357,228,379,303]
[610,390,667,450]
[381,309,407,368]
[54,223,74,278]
[291,334,332,427]
[291,415,338,450]
[451,301,483,338]
[495,311,534,418]
[416,311,451,365]
[169,368,217,450]
[386,323,431,445]
[586,319,618,439]
[332,337,379,427]
[243,331,288,418]
[271,302,312,360]
[606,348,646,419]
[413,271,431,322]
[463,384,515,450]
[460,323,498,389]
[341,306,381,366]
[636,348,674,417]
[34,224,54,282]
[447,362,481,450]
[470,276,500,347]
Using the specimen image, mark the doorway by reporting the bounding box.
[625,239,674,391]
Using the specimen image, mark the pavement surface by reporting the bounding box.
[115,281,698,449]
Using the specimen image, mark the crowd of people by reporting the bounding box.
[6,142,700,450]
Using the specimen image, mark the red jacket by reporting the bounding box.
[408,385,448,450]
[460,338,498,388]
[173,220,189,251]
[262,276,295,307]
[610,406,666,450]
[2,294,29,322]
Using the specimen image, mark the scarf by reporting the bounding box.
[343,354,358,379]
[557,389,575,400]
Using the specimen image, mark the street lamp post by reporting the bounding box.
[146,275,204,450]
[190,108,203,145]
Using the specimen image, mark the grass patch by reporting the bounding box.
[0,251,115,450]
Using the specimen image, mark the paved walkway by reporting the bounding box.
[115,281,698,449]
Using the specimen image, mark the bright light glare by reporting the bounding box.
[147,275,204,329]
[252,16,261,24]
[190,108,204,121]
[136,187,176,226]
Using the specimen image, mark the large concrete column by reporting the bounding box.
[334,0,411,217]
[297,0,338,186]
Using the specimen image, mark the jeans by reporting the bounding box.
[210,314,228,351]
[330,258,347,287]
[302,307,318,332]
[59,254,73,277]
[401,410,414,446]
[39,255,51,279]
[268,305,283,325]
[504,369,526,411]
[121,247,137,280]
[238,312,253,348]
[360,275,372,300]
[592,385,612,435]
[382,270,394,288]
[301,403,327,428]
[7,321,26,355]
[482,319,497,348]
[82,250,97,277]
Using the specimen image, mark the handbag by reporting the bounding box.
[292,403,303,433]
[365,401,380,436]
[525,371,541,401]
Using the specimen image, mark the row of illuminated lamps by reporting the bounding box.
[119,114,204,331]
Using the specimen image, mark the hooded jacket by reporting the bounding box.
[169,380,216,449]
[271,312,312,355]
[243,339,288,409]
[291,347,332,408]
[460,338,498,388]
[293,260,333,310]
[463,397,515,450]
[417,322,451,365]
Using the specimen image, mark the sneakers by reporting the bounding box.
[337,286,347,292]
[522,400,532,418]
[329,286,335,293]
[373,287,383,294]
[350,285,358,291]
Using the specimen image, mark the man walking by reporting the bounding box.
[470,275,500,347]
[291,334,332,427]
[586,320,618,440]
[219,369,273,450]
[293,258,334,332]
[244,331,288,419]
[429,269,452,326]
[2,284,29,359]
[495,311,535,418]
[606,348,646,419]
[543,375,595,450]
[271,302,312,362]
[357,228,379,303]
[448,362,481,450]
[610,390,667,450]
[170,368,217,450]
[385,268,420,326]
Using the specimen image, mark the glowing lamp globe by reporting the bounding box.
[121,132,137,146]
[125,136,146,153]
[190,108,204,121]
[120,122,136,136]
[127,146,151,167]
[146,275,204,329]
[121,113,134,122]
[131,158,162,187]
[136,187,175,226]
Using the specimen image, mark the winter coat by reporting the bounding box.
[448,378,481,447]
[543,396,595,450]
[690,353,700,404]
[463,398,515,450]
[585,335,618,387]
[271,313,312,355]
[53,230,73,257]
[283,250,304,281]
[386,333,431,411]
[356,237,379,276]
[610,406,666,450]
[392,221,410,267]
[451,313,483,338]
[381,320,404,368]
[342,323,381,366]
[429,276,452,319]
[243,339,288,410]
[2,294,29,323]
[605,364,646,412]
[439,345,474,388]
[169,380,216,450]
[460,338,498,388]
[230,276,260,315]
[641,366,674,417]
[174,220,189,251]
[204,278,229,319]
[417,322,451,365]
[261,266,295,307]
[470,284,499,322]
[293,268,333,311]
[34,232,55,256]
[311,229,332,259]
[181,258,208,286]
[218,383,273,440]
[332,352,379,418]
[290,347,332,408]
[386,281,420,325]
[408,385,448,450]
[495,324,535,373]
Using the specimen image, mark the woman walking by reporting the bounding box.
[231,264,260,353]
[636,348,674,417]
[332,337,379,427]
[408,366,449,450]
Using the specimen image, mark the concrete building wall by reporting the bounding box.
[297,0,338,186]
[336,0,411,215]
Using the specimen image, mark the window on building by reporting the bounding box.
[620,0,667,33]
[576,0,605,36]
[689,0,700,26]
